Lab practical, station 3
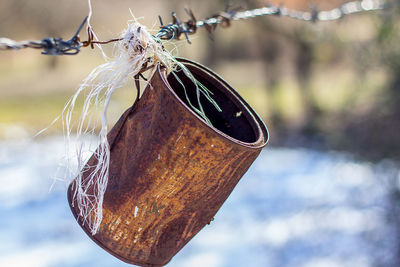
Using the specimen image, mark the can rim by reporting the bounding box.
[159,58,269,150]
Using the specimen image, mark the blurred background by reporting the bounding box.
[1,0,400,266]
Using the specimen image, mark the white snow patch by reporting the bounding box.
[179,252,222,267]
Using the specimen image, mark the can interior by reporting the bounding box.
[167,65,258,143]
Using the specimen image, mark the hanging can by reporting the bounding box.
[68,58,268,266]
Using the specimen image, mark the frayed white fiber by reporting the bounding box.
[65,21,178,235]
[87,0,108,60]
[64,19,221,235]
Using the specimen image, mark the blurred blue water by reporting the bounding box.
[0,137,398,267]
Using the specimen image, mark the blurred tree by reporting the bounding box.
[1,0,398,159]
[340,7,400,160]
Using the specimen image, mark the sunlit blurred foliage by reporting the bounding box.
[0,0,399,160]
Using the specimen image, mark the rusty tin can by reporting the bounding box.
[68,58,268,266]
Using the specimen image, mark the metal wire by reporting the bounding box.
[0,17,87,55]
[223,0,386,22]
[0,0,390,55]
[157,0,388,41]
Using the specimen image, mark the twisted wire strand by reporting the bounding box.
[0,38,44,50]
[226,0,385,23]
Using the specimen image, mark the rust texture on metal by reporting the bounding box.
[68,58,268,266]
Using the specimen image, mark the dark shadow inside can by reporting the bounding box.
[167,65,258,143]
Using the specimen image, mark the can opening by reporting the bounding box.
[167,64,258,143]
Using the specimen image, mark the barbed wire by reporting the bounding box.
[0,0,390,56]
[156,0,388,42]
[214,0,386,22]
[0,16,87,55]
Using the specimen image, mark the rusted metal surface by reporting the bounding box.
[68,58,268,266]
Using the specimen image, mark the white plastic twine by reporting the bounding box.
[65,21,178,235]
